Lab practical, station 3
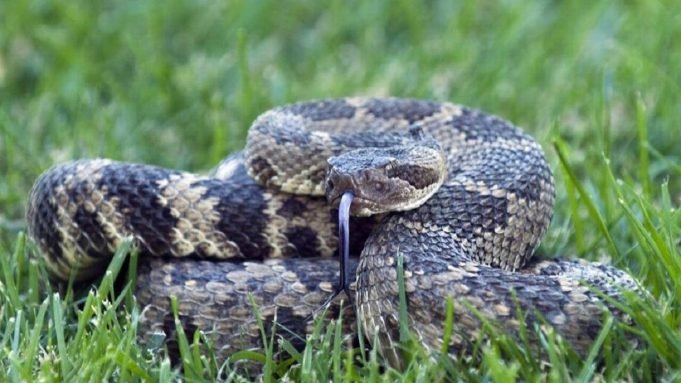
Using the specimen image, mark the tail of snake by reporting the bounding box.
[26,97,640,369]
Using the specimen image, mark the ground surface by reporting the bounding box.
[0,0,679,381]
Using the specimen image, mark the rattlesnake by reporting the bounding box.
[27,97,640,369]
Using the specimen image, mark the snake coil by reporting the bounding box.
[27,97,640,368]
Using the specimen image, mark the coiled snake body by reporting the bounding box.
[27,98,638,367]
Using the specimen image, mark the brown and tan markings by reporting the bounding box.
[27,97,642,370]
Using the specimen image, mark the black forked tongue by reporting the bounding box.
[308,191,354,319]
[312,191,355,318]
[338,191,353,298]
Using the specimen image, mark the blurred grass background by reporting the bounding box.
[0,0,679,381]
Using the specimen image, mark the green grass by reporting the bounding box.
[1,0,680,381]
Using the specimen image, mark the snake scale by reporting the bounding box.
[27,97,639,369]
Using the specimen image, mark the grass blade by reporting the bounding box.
[554,139,619,258]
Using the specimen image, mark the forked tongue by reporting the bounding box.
[338,191,353,297]
[306,191,355,319]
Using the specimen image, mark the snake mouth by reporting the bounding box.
[326,167,396,216]
[330,193,385,217]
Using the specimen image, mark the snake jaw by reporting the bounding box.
[325,172,378,217]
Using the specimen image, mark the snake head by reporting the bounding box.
[326,144,447,216]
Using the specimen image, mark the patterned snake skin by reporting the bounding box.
[26,97,640,369]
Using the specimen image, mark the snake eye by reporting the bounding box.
[374,182,384,191]
[326,179,335,191]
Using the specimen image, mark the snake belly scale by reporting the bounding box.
[26,97,639,367]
